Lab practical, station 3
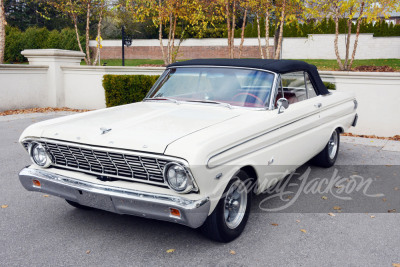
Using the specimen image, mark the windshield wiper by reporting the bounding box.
[143,97,180,104]
[185,100,232,109]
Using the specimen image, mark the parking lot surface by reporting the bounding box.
[1,113,399,266]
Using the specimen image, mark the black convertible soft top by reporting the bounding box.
[168,59,329,95]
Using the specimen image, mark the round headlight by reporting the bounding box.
[164,163,193,193]
[29,142,52,168]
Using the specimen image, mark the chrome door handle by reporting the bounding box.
[314,103,322,108]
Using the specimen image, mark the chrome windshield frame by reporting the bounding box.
[144,65,279,111]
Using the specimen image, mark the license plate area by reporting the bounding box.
[75,190,115,212]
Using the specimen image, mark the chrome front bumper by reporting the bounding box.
[19,167,210,228]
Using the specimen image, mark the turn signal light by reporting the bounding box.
[170,208,181,218]
[32,179,41,187]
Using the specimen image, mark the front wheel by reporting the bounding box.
[311,129,340,168]
[201,170,253,242]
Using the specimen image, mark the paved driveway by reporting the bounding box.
[1,113,399,266]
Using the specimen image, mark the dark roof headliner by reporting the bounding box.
[168,59,329,95]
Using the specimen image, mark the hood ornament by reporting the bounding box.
[100,127,112,135]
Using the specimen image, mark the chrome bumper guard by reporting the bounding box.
[352,113,358,127]
[19,168,210,228]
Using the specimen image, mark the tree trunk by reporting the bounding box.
[273,17,280,57]
[231,0,236,58]
[349,2,365,70]
[170,16,177,63]
[71,11,85,63]
[159,19,167,65]
[93,0,105,66]
[158,0,167,65]
[238,8,247,59]
[226,0,232,58]
[265,10,270,59]
[0,0,6,64]
[274,0,286,60]
[344,6,353,70]
[173,28,185,63]
[333,5,344,70]
[256,14,264,59]
[166,14,173,64]
[85,0,92,65]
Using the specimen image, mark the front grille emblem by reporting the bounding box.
[100,127,112,135]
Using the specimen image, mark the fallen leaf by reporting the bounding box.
[271,223,279,226]
[43,195,49,197]
[370,215,375,218]
[388,209,396,213]
[328,213,336,217]
[322,196,328,200]
[166,249,175,253]
[286,195,292,200]
[1,205,8,209]
[394,187,399,191]
[296,220,300,223]
[392,263,400,267]
[230,250,236,255]
[334,185,343,189]
[382,198,387,202]
[300,229,307,233]
[86,250,91,254]
[333,206,341,210]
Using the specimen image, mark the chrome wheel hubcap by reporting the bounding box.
[328,131,338,159]
[224,180,247,229]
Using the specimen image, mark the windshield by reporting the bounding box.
[147,67,275,108]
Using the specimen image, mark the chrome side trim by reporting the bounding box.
[206,110,319,169]
[19,167,209,228]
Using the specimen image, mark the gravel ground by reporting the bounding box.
[0,113,399,266]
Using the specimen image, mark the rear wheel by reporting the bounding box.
[65,199,92,210]
[201,170,253,242]
[311,129,340,168]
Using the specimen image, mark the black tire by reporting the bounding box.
[201,170,253,243]
[311,129,340,168]
[65,199,92,210]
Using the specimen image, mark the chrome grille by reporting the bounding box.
[24,140,169,186]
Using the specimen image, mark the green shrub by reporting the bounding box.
[323,81,336,90]
[103,75,160,107]
[4,26,82,63]
[46,30,62,48]
[4,26,24,62]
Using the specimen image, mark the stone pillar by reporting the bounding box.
[21,49,85,107]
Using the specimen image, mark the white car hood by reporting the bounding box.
[24,102,242,154]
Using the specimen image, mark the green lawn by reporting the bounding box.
[84,58,400,71]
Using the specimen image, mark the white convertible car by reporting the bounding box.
[19,59,358,242]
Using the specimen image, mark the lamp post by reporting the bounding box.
[122,26,133,66]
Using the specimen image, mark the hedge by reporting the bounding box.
[4,26,84,63]
[103,75,160,107]
[323,81,336,90]
[233,18,400,38]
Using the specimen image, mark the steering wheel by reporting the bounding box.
[232,92,264,106]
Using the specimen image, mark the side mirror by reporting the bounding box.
[277,98,289,114]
